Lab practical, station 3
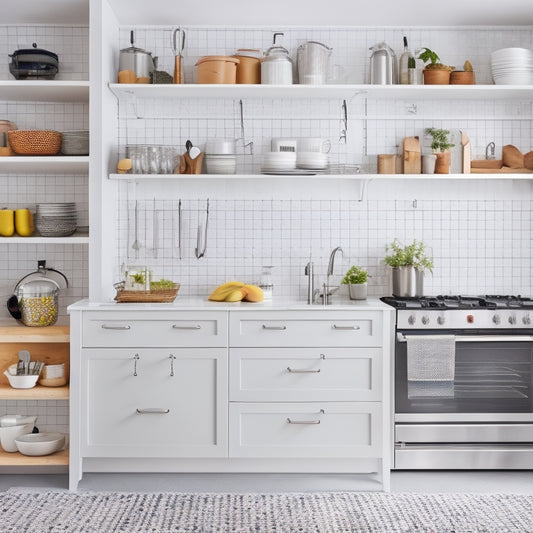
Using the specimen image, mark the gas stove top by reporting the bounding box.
[381,295,533,310]
[381,295,533,330]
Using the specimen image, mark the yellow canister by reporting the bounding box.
[15,209,34,237]
[233,49,262,84]
[0,209,15,236]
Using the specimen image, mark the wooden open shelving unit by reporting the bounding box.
[0,325,70,466]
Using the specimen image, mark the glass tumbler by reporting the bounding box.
[259,266,274,300]
[146,146,162,174]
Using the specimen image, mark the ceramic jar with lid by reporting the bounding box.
[261,45,293,85]
[233,49,262,84]
[196,56,240,84]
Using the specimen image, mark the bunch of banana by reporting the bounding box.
[208,281,264,302]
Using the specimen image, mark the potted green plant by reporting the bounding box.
[384,239,433,297]
[418,47,455,84]
[425,128,455,174]
[341,266,369,300]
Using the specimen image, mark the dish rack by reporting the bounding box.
[114,284,180,303]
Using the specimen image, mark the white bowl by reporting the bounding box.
[15,432,65,456]
[3,371,39,389]
[205,139,236,155]
[0,423,33,452]
[0,414,37,427]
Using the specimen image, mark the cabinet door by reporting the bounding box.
[229,347,382,402]
[82,348,227,457]
[82,311,227,348]
[229,402,382,458]
[229,311,383,348]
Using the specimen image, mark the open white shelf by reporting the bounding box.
[109,83,533,101]
[109,172,533,181]
[0,156,89,174]
[0,80,89,102]
[0,228,89,244]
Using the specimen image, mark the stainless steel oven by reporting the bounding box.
[382,295,533,470]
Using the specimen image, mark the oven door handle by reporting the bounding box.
[397,333,533,343]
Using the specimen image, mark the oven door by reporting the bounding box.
[395,330,533,420]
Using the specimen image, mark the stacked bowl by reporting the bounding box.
[261,151,297,173]
[35,203,77,237]
[490,48,533,85]
[204,139,237,174]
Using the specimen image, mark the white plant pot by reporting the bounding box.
[422,154,437,174]
[348,282,367,300]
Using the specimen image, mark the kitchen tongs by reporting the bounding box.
[172,27,186,84]
[195,199,209,259]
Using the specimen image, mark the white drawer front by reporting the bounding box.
[229,311,382,347]
[230,347,382,401]
[82,348,227,457]
[229,402,381,458]
[82,311,227,347]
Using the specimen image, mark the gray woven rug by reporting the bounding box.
[1,490,532,532]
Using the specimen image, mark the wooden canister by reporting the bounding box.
[377,154,400,174]
[196,56,240,84]
[233,50,261,84]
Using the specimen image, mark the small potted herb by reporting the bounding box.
[425,128,455,174]
[341,266,369,300]
[418,47,455,84]
[384,239,433,297]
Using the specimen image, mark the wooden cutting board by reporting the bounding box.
[461,131,471,174]
[402,136,421,174]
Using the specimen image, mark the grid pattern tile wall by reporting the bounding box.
[0,25,89,81]
[117,198,533,300]
[0,400,68,435]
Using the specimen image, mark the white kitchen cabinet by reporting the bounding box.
[229,347,382,402]
[229,311,382,348]
[82,347,227,457]
[229,402,381,458]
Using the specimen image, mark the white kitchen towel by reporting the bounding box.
[407,335,455,398]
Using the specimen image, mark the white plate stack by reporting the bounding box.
[205,139,237,174]
[296,151,329,170]
[490,48,533,85]
[35,203,77,237]
[261,152,297,173]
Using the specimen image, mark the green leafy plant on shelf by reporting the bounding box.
[425,128,455,153]
[341,266,369,285]
[384,239,434,272]
[418,47,455,71]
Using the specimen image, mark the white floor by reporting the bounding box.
[1,471,532,493]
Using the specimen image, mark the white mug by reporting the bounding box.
[297,137,331,153]
[271,138,297,153]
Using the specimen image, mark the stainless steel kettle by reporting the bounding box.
[119,30,155,81]
[369,42,398,84]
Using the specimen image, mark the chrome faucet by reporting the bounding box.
[325,246,343,305]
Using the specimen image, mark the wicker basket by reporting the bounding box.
[8,130,62,155]
[114,285,180,303]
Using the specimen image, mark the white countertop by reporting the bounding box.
[68,296,393,312]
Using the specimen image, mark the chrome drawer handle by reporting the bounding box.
[172,324,201,330]
[287,367,321,373]
[101,324,131,330]
[136,408,170,414]
[287,409,324,425]
[262,325,287,330]
[332,324,360,330]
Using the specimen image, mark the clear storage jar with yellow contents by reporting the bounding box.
[15,278,60,327]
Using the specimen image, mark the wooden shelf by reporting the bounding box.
[109,83,533,101]
[0,156,89,174]
[0,325,69,343]
[0,384,69,400]
[0,81,89,103]
[0,446,68,466]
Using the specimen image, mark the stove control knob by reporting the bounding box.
[508,314,517,325]
[408,315,416,325]
[522,314,531,325]
[493,314,501,325]
[421,315,429,325]
[437,315,445,325]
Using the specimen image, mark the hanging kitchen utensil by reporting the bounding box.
[132,200,140,254]
[177,199,182,260]
[172,27,186,84]
[195,199,209,259]
[152,198,158,259]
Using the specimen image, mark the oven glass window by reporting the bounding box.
[395,339,533,413]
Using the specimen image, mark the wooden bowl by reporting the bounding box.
[450,71,476,85]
